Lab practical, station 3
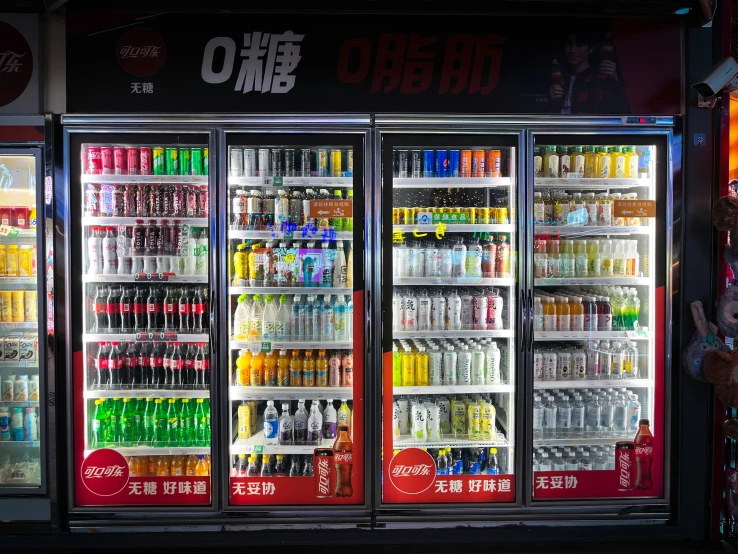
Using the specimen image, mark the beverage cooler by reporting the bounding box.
[374,117,673,518]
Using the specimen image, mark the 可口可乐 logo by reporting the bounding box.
[116,27,166,78]
[0,22,33,107]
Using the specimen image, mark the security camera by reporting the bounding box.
[693,57,738,105]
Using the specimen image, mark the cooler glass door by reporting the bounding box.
[381,134,521,505]
[224,132,366,508]
[0,148,45,494]
[529,133,670,502]
[67,131,215,509]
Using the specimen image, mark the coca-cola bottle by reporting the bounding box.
[178,287,191,333]
[163,287,176,330]
[191,287,204,333]
[106,286,120,332]
[163,342,174,388]
[133,286,147,332]
[170,342,183,389]
[634,418,654,490]
[184,343,197,389]
[127,341,141,389]
[95,342,110,389]
[94,285,107,333]
[140,342,154,388]
[333,424,353,497]
[118,342,130,389]
[150,342,164,388]
[108,342,122,390]
[194,343,207,390]
[147,286,160,330]
[120,286,133,333]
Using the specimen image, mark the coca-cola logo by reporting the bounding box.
[334,452,353,464]
[635,445,653,456]
[80,448,129,497]
[116,27,166,77]
[316,456,331,496]
[388,448,435,495]
[0,22,33,108]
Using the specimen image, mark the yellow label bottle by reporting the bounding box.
[415,346,429,386]
[543,145,559,178]
[596,146,611,178]
[611,146,626,178]
[583,145,597,178]
[249,350,263,387]
[392,344,402,386]
[401,347,416,386]
[277,349,290,386]
[235,349,251,386]
[587,239,601,277]
[302,350,315,387]
[625,146,639,178]
[264,351,278,386]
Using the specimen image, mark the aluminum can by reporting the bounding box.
[179,148,192,176]
[284,149,295,177]
[347,149,353,176]
[203,148,209,175]
[191,148,203,176]
[300,149,312,176]
[139,147,152,175]
[316,149,328,177]
[85,184,100,217]
[422,150,434,178]
[615,441,635,491]
[127,148,140,175]
[243,149,256,177]
[314,448,335,498]
[86,146,102,175]
[472,150,485,177]
[448,150,460,177]
[487,149,501,177]
[152,147,165,175]
[100,147,114,175]
[330,149,342,177]
[198,186,209,217]
[258,149,270,177]
[435,150,448,178]
[271,149,283,177]
[165,148,179,176]
[113,147,127,175]
[411,150,422,178]
[392,208,400,225]
[397,150,409,178]
[460,150,472,177]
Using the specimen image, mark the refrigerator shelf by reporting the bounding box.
[533,436,633,447]
[0,441,40,448]
[0,322,39,329]
[229,286,352,295]
[83,217,208,226]
[393,436,509,449]
[81,175,208,185]
[394,277,514,286]
[393,330,513,339]
[230,339,353,350]
[83,389,210,399]
[231,386,353,401]
[0,361,38,369]
[534,178,651,189]
[392,224,514,233]
[394,384,513,395]
[228,229,353,240]
[535,277,650,286]
[84,333,209,343]
[83,275,208,284]
[228,176,353,187]
[0,277,38,286]
[0,401,40,407]
[393,177,512,188]
[535,330,649,341]
[533,225,649,236]
[83,446,210,457]
[231,434,336,455]
[0,230,36,239]
[534,378,651,390]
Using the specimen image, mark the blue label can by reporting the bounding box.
[435,150,448,178]
[423,150,435,178]
[448,150,461,178]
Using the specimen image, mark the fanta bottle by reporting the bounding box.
[277,350,290,386]
[185,454,199,476]
[303,350,316,387]
[156,455,171,476]
[316,350,328,386]
[235,349,251,386]
[147,455,157,476]
[171,455,185,476]
[195,455,209,476]
[250,350,264,387]
[264,351,278,386]
[289,349,303,386]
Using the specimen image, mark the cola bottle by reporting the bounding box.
[120,286,133,333]
[191,287,204,333]
[133,286,146,332]
[178,287,191,333]
[163,342,174,388]
[106,286,120,332]
[140,342,154,388]
[127,341,142,389]
[194,343,207,390]
[109,342,122,390]
[163,287,176,330]
[94,285,107,333]
[634,418,654,490]
[95,342,110,389]
[147,286,160,330]
[118,342,130,389]
[184,343,197,389]
[333,424,354,497]
[170,342,183,389]
[150,342,165,388]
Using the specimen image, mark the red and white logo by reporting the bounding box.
[388,448,435,495]
[315,456,331,496]
[0,22,33,108]
[116,27,166,77]
[80,448,129,497]
[334,452,353,464]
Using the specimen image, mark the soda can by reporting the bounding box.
[314,448,335,498]
[392,208,400,225]
[198,186,209,217]
[203,148,209,176]
[347,149,353,176]
[397,150,409,178]
[100,147,114,175]
[615,441,635,490]
[258,149,270,177]
[127,148,140,175]
[284,149,295,177]
[460,150,472,177]
[271,149,283,177]
[487,150,501,177]
[191,148,203,176]
[448,150,460,177]
[1,380,12,401]
[497,207,509,224]
[152,147,165,175]
[179,148,192,176]
[165,148,179,176]
[131,256,144,274]
[139,147,152,175]
[435,150,448,178]
[316,149,328,177]
[242,149,256,177]
[403,207,415,226]
[85,184,100,217]
[533,350,544,380]
[86,146,102,175]
[300,149,312,177]
[471,150,485,177]
[423,150,434,178]
[113,147,127,175]
[330,149,342,177]
[411,150,422,178]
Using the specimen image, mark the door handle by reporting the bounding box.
[527,289,534,352]
[366,289,371,355]
[519,288,526,353]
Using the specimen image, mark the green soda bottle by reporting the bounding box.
[108,398,124,443]
[165,398,179,446]
[91,399,107,448]
[194,398,207,447]
[178,398,195,447]
[142,398,155,445]
[120,398,136,445]
[153,398,166,446]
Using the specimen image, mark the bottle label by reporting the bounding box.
[134,302,145,314]
[164,303,175,314]
[121,302,131,313]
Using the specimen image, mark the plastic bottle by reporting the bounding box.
[452,237,467,278]
[555,296,570,331]
[627,394,641,433]
[575,240,589,277]
[415,346,430,386]
[571,394,585,438]
[543,396,557,438]
[443,346,457,385]
[294,399,308,442]
[596,296,612,331]
[249,349,264,387]
[417,289,431,332]
[471,344,485,385]
[560,240,575,277]
[533,297,543,331]
[569,296,584,331]
[626,240,640,277]
[263,400,278,445]
[457,344,472,385]
[466,237,483,278]
[334,295,348,340]
[323,399,338,439]
[624,341,640,378]
[333,241,347,288]
[557,395,572,437]
[586,394,602,437]
[587,239,601,277]
[485,341,501,384]
[584,145,597,178]
[600,240,614,276]
[613,240,627,277]
[446,289,462,331]
[249,294,264,338]
[610,341,624,378]
[337,399,351,430]
[307,402,323,443]
[102,227,118,275]
[596,146,611,178]
[533,395,544,440]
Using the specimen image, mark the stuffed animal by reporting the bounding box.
[683,301,724,382]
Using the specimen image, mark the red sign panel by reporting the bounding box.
[532,469,661,500]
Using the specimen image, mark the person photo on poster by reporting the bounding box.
[548,29,630,115]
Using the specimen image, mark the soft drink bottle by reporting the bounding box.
[334,424,353,497]
[194,398,208,446]
[278,402,293,445]
[91,399,107,447]
[323,399,338,439]
[634,418,653,490]
[289,456,301,476]
[120,398,136,445]
[234,454,249,476]
[171,455,185,477]
[178,398,195,446]
[307,402,323,443]
[264,400,279,445]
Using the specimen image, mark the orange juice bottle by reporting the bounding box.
[569,296,584,331]
[547,239,561,278]
[542,296,557,331]
[236,348,252,386]
[264,351,278,386]
[302,350,316,387]
[185,454,199,476]
[205,454,211,475]
[250,351,264,387]
[289,349,303,386]
[171,455,185,476]
[277,349,290,386]
[316,350,328,386]
[156,455,171,476]
[126,456,138,477]
[147,456,157,476]
[195,455,209,476]
[554,296,570,331]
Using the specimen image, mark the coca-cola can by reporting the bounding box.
[139,148,152,175]
[86,147,102,175]
[615,441,635,491]
[113,147,127,175]
[127,148,140,175]
[198,186,209,217]
[85,184,100,216]
[123,185,136,217]
[185,185,197,217]
[100,147,114,175]
[314,448,334,499]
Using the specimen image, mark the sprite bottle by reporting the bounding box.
[165,398,179,446]
[91,399,107,448]
[142,398,155,445]
[120,398,136,446]
[194,398,208,447]
[153,398,166,446]
[108,398,124,443]
[178,398,195,447]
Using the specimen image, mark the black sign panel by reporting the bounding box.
[67,14,682,114]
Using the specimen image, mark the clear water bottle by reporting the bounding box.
[565,449,579,471]
[570,394,585,438]
[556,395,572,437]
[600,393,615,437]
[579,451,593,470]
[533,395,544,440]
[613,394,628,435]
[539,451,552,471]
[585,394,601,437]
[543,395,557,438]
[627,393,641,433]
[553,451,566,471]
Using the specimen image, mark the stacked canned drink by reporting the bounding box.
[83,145,208,176]
[534,341,641,381]
[393,148,503,179]
[229,147,353,178]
